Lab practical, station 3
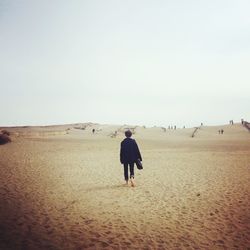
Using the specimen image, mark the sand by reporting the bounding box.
[0,123,249,249]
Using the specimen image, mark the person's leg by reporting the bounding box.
[129,163,135,179]
[123,163,129,184]
[129,163,135,187]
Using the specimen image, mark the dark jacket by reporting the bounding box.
[120,138,142,164]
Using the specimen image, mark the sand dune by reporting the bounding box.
[0,123,249,249]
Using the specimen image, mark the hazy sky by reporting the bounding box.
[1,0,249,127]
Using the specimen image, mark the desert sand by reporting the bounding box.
[0,123,249,250]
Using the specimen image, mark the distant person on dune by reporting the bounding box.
[120,130,142,187]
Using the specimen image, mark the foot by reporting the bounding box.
[130,178,135,187]
[124,181,129,186]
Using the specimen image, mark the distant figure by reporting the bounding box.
[120,130,142,187]
[218,129,224,134]
[171,126,173,130]
[241,119,244,125]
[92,128,95,134]
[183,126,185,129]
[174,125,176,130]
[201,123,203,126]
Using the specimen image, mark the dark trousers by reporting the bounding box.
[123,163,135,181]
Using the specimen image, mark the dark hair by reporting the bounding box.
[125,130,132,138]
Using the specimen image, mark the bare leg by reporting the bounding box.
[130,176,135,187]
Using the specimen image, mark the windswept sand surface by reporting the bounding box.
[0,124,250,249]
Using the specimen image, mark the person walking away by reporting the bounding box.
[120,130,142,187]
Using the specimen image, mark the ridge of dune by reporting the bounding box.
[1,121,249,138]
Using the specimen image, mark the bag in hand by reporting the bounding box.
[136,159,143,170]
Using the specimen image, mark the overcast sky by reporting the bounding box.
[1,0,249,127]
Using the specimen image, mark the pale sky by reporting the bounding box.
[1,0,249,127]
